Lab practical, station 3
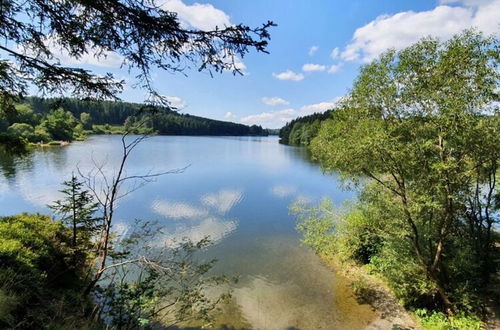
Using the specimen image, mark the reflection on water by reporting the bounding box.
[0,135,375,329]
[269,184,297,198]
[151,188,243,247]
[201,189,244,214]
[152,200,209,219]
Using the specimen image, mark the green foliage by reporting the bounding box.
[49,175,101,267]
[98,224,235,329]
[308,30,499,313]
[0,213,95,328]
[291,198,338,255]
[415,309,483,330]
[279,112,332,145]
[80,112,92,130]
[26,96,269,136]
[7,122,35,141]
[40,108,79,141]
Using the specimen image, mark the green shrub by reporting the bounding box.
[0,213,93,328]
[291,198,337,255]
[415,309,483,330]
[7,123,35,141]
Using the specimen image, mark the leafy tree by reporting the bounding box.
[0,0,274,108]
[311,30,499,313]
[6,123,35,142]
[33,125,51,143]
[279,111,333,145]
[40,108,78,141]
[79,112,93,130]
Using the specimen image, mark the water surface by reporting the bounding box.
[0,135,376,329]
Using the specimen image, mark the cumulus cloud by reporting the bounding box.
[308,45,319,56]
[240,108,297,128]
[330,47,340,59]
[262,97,289,106]
[302,63,327,72]
[300,98,340,113]
[57,49,123,68]
[201,189,243,214]
[166,96,186,109]
[21,36,124,68]
[328,63,342,74]
[273,70,304,82]
[224,112,237,120]
[439,0,495,5]
[223,54,247,73]
[241,96,342,127]
[159,0,231,31]
[341,1,500,62]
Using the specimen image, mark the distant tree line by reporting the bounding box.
[26,97,268,136]
[0,97,269,149]
[279,111,333,145]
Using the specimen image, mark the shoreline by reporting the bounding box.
[321,254,420,329]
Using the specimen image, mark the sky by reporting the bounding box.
[43,0,500,128]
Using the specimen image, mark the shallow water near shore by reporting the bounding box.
[0,135,379,329]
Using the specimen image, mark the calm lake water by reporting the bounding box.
[0,135,377,329]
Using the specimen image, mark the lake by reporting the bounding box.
[0,135,377,329]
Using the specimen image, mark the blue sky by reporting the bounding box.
[44,0,500,128]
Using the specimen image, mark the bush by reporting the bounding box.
[0,213,93,328]
[291,198,337,255]
[7,123,35,141]
[415,309,483,330]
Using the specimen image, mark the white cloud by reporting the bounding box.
[273,70,304,82]
[300,98,340,113]
[241,97,342,128]
[224,112,237,120]
[262,97,289,106]
[225,54,247,73]
[152,200,208,219]
[201,189,243,214]
[342,1,500,62]
[439,0,495,5]
[22,36,124,68]
[330,47,340,59]
[166,96,186,109]
[159,0,231,31]
[328,63,342,74]
[240,108,297,128]
[63,50,123,68]
[302,63,327,72]
[308,45,319,56]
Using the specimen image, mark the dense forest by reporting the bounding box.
[279,110,333,145]
[25,97,268,136]
[0,97,268,149]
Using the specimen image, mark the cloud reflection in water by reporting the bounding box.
[151,188,243,247]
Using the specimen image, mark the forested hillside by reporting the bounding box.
[279,111,333,145]
[25,97,268,136]
[0,97,269,149]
